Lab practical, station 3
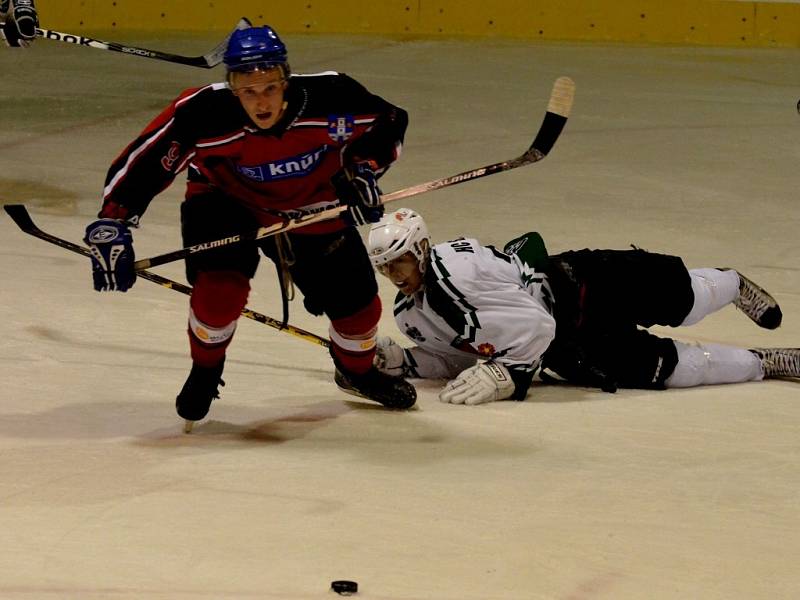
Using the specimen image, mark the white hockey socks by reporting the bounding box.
[665,341,763,388]
[680,268,740,326]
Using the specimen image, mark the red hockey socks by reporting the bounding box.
[329,295,381,375]
[188,271,250,367]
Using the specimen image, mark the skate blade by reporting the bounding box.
[183,420,195,434]
[335,382,368,400]
[335,382,418,411]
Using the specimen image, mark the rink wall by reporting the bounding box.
[41,1,800,47]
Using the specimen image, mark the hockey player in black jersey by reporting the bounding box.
[367,208,798,405]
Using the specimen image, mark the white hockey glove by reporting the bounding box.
[439,361,515,405]
[374,336,407,377]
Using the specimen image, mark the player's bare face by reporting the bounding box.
[230,69,288,129]
[377,252,423,296]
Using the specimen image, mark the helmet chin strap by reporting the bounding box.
[416,239,431,275]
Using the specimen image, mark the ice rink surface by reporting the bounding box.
[1,30,799,599]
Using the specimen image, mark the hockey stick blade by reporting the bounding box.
[129,75,575,270]
[4,203,91,257]
[382,76,574,204]
[530,75,574,155]
[2,204,329,347]
[16,17,251,68]
[200,17,252,68]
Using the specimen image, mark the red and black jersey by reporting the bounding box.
[100,72,408,234]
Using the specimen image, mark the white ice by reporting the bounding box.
[1,34,799,599]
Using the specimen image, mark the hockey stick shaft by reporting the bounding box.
[2,204,330,348]
[6,17,251,68]
[132,76,575,271]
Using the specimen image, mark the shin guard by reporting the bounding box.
[188,271,250,367]
[666,341,763,387]
[329,296,381,375]
[681,268,739,326]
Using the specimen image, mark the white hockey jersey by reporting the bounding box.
[393,237,556,387]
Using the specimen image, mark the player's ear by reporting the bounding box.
[227,72,239,94]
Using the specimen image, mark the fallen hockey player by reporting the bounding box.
[367,208,798,405]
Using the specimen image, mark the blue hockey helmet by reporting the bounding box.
[224,25,289,75]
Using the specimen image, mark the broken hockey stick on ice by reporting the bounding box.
[132,76,576,271]
[3,17,251,68]
[2,204,330,348]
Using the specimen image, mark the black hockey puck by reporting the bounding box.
[797,98,800,114]
[331,580,358,595]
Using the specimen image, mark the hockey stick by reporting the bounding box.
[2,204,330,348]
[1,17,251,68]
[132,76,576,271]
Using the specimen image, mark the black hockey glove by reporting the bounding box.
[331,162,384,227]
[542,338,618,393]
[84,219,137,292]
[1,0,38,47]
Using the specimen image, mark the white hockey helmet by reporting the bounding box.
[367,208,431,268]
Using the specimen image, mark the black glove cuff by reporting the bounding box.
[507,366,535,400]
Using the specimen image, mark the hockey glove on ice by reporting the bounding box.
[1,0,38,47]
[84,219,136,292]
[331,162,384,226]
[439,361,516,405]
[374,336,410,378]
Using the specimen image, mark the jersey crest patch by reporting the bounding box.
[477,343,496,356]
[328,115,354,142]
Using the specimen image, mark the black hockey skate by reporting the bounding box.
[750,348,800,378]
[726,270,782,329]
[334,367,417,410]
[176,359,225,431]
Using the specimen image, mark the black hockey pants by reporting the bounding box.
[180,192,378,321]
[542,248,694,391]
